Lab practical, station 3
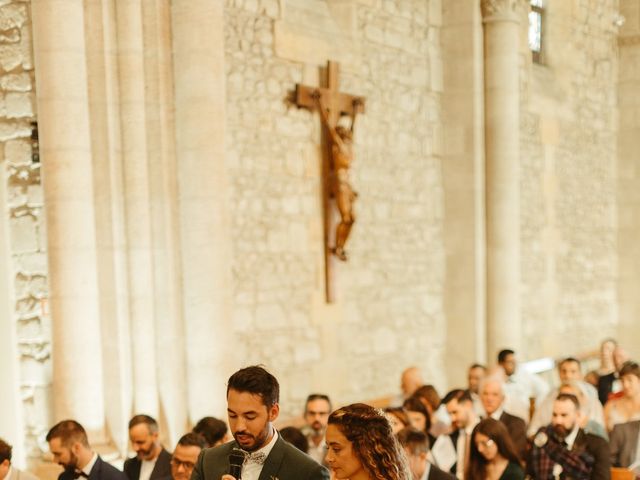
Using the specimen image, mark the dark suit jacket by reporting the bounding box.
[609,420,640,468]
[124,449,172,480]
[574,429,611,480]
[191,434,329,480]
[428,464,456,480]
[58,456,127,480]
[499,412,528,461]
[527,429,610,480]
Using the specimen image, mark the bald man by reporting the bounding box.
[402,367,424,399]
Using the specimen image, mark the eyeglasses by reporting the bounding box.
[475,439,495,449]
[171,459,195,470]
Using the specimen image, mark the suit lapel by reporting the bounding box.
[572,429,587,454]
[89,457,102,480]
[258,436,285,480]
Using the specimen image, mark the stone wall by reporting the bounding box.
[520,0,619,358]
[0,0,50,464]
[223,0,446,415]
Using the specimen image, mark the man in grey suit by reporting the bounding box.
[610,420,640,468]
[191,365,329,480]
[0,438,39,480]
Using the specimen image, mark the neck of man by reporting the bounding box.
[76,449,95,471]
[146,444,161,461]
[310,429,324,445]
[258,424,275,451]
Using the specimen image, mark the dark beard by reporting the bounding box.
[553,423,572,440]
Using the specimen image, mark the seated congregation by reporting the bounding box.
[2,339,640,480]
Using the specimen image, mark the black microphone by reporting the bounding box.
[229,448,246,480]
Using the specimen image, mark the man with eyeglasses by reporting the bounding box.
[301,394,332,465]
[168,433,206,480]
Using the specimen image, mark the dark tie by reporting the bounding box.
[73,471,89,479]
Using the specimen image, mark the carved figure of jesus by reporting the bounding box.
[312,90,362,261]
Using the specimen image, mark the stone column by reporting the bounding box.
[171,0,236,419]
[481,0,524,358]
[172,0,236,421]
[442,1,487,384]
[617,0,640,360]
[0,165,25,467]
[114,0,160,417]
[31,0,105,432]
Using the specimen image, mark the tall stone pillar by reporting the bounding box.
[114,0,159,417]
[617,0,640,360]
[0,166,25,467]
[171,1,236,418]
[481,0,524,358]
[31,0,105,432]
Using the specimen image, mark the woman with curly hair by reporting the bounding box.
[326,403,411,480]
[465,418,523,480]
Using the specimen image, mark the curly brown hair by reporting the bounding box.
[328,403,411,480]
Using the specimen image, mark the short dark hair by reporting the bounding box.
[397,427,430,455]
[192,417,227,447]
[555,393,580,411]
[619,361,640,379]
[176,432,207,449]
[558,357,581,369]
[279,426,308,453]
[46,420,90,448]
[128,414,159,434]
[441,389,473,406]
[0,438,12,463]
[227,365,279,407]
[497,349,515,364]
[305,394,332,413]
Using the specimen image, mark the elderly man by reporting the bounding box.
[528,394,610,480]
[528,357,605,437]
[479,377,527,460]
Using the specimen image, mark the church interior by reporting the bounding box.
[1,0,639,477]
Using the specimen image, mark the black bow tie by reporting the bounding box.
[73,471,89,479]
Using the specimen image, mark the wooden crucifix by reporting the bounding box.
[295,61,365,303]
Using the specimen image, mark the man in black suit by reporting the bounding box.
[46,420,126,480]
[479,377,527,460]
[124,415,171,480]
[397,427,455,480]
[440,389,479,479]
[609,419,640,468]
[528,393,610,480]
[191,365,329,480]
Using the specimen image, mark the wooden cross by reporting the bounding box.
[295,61,365,303]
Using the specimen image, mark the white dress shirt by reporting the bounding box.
[139,456,157,480]
[241,430,279,480]
[81,453,99,477]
